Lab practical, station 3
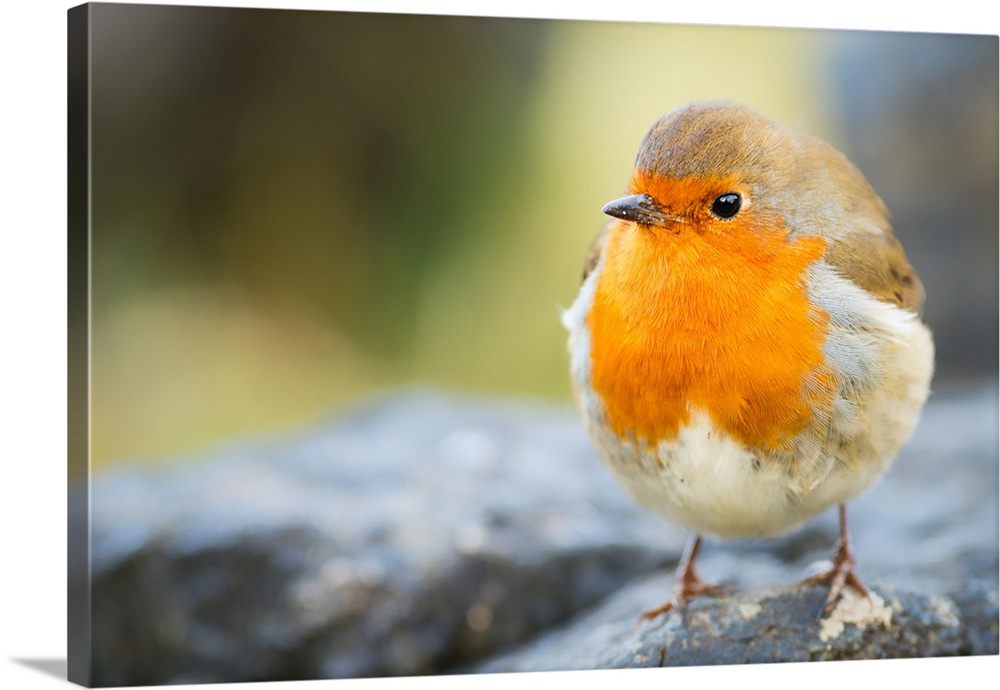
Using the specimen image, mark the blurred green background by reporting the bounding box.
[87,5,998,470]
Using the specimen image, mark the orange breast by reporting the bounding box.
[586,215,832,451]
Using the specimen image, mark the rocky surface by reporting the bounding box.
[479,583,970,671]
[76,380,998,685]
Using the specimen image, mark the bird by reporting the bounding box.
[562,100,934,621]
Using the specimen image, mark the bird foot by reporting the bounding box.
[802,542,868,617]
[637,577,725,625]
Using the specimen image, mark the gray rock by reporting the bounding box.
[949,581,1000,657]
[478,582,967,671]
[79,381,998,685]
[84,390,682,686]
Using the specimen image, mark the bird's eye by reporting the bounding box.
[710,193,742,219]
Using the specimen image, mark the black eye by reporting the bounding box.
[710,193,742,219]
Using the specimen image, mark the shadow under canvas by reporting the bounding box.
[12,658,68,681]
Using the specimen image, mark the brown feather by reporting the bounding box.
[823,228,926,315]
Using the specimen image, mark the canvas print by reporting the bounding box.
[68,3,999,686]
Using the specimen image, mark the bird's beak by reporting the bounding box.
[601,193,683,227]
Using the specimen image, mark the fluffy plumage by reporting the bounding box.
[563,100,934,617]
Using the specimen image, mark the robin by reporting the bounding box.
[563,100,934,621]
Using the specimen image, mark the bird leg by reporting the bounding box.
[802,504,869,616]
[639,534,724,623]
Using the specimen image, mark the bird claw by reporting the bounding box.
[803,542,869,617]
[804,564,869,617]
[637,578,725,626]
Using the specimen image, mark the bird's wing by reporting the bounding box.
[823,227,925,315]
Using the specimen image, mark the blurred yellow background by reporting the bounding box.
[87,7,996,470]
